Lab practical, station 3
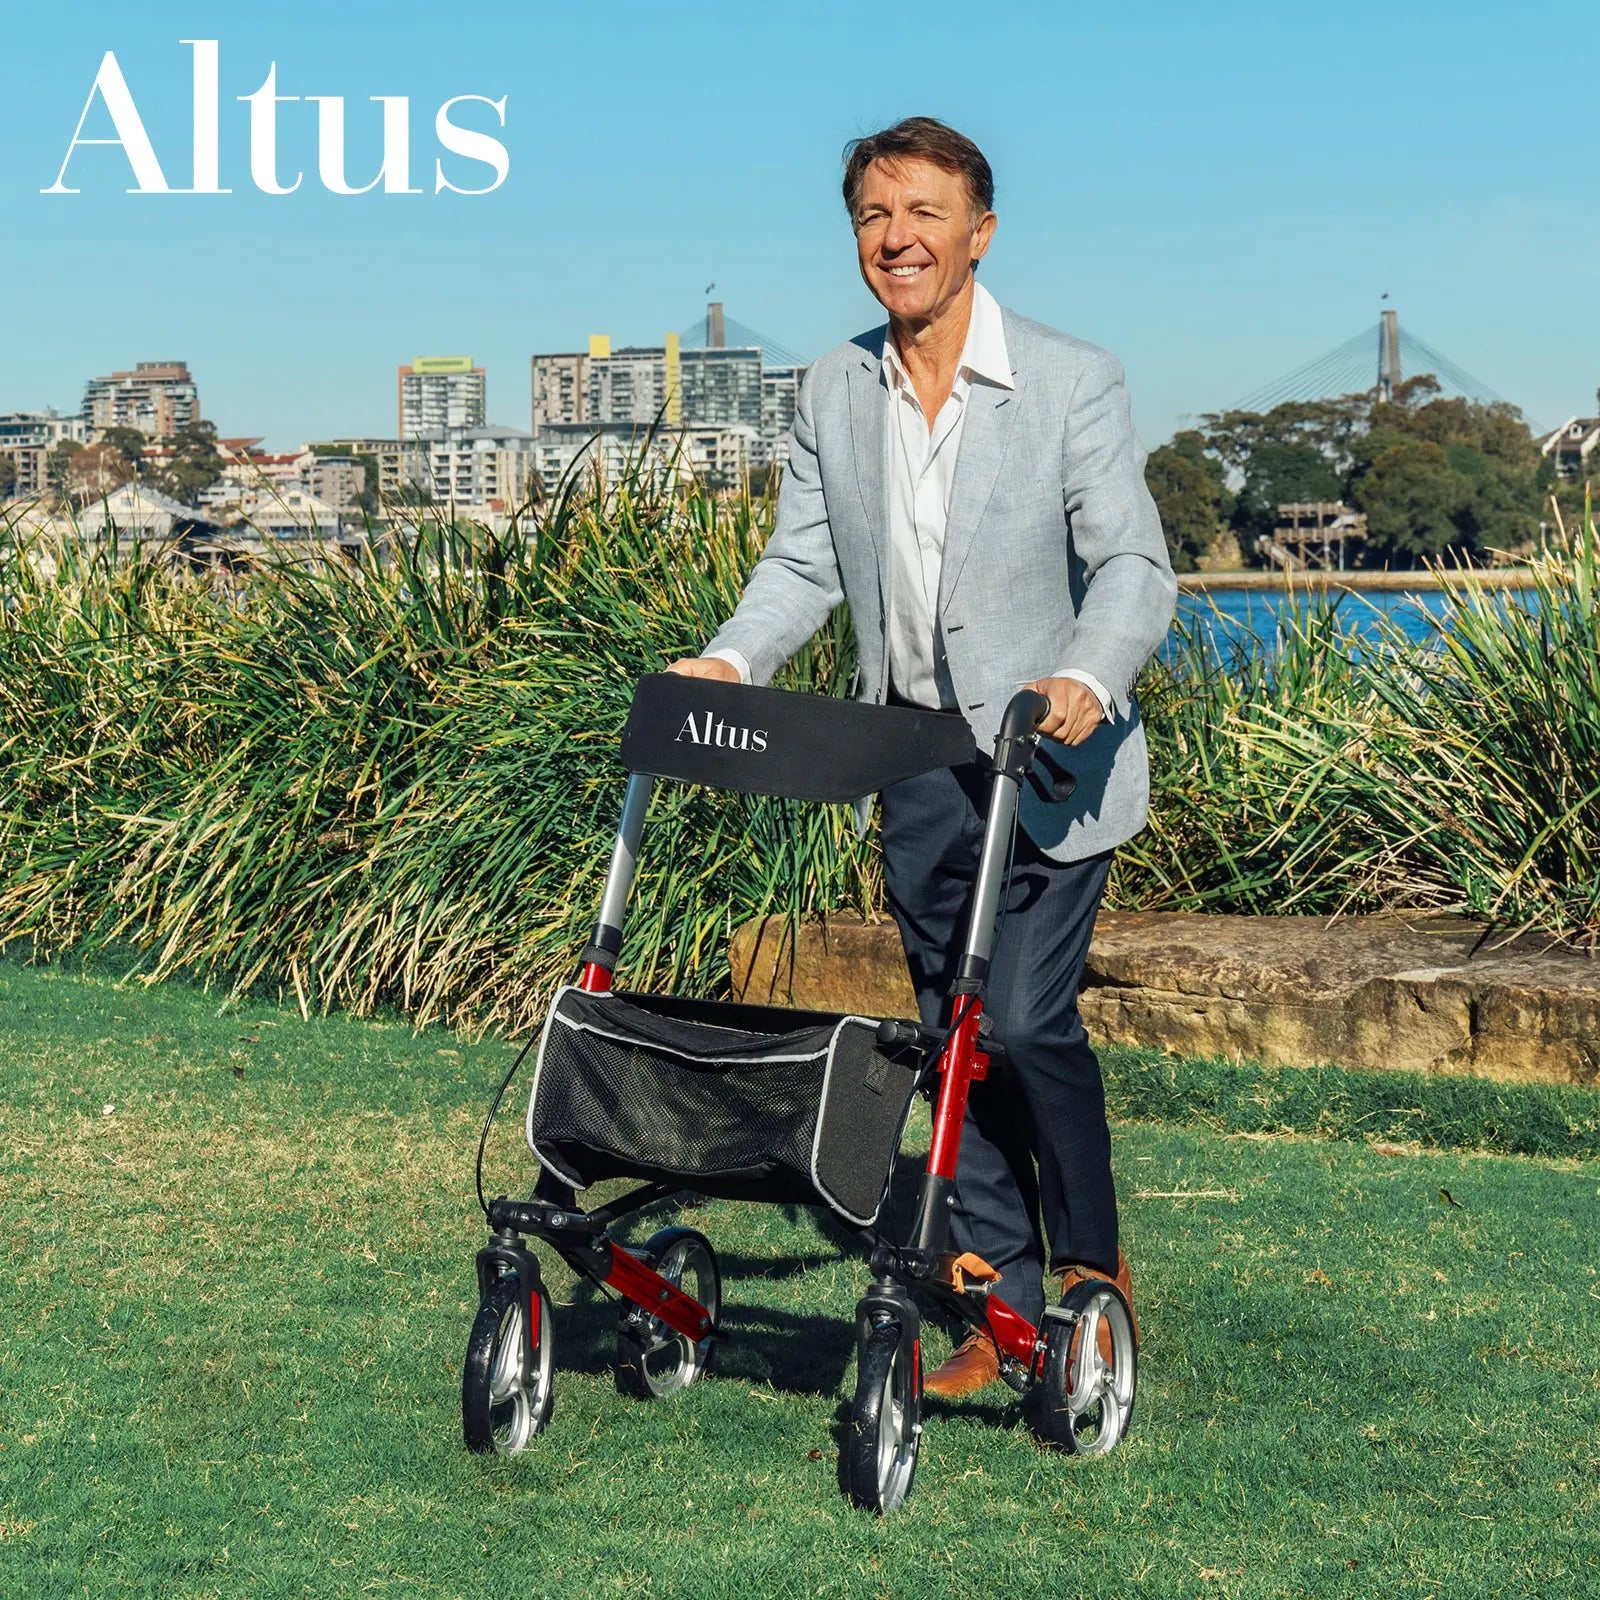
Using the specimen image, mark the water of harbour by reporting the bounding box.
[1169,585,1458,660]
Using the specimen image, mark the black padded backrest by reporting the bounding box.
[620,674,978,801]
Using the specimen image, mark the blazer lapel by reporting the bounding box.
[846,338,891,592]
[939,373,1021,606]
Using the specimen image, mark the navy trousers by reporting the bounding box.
[879,759,1117,1328]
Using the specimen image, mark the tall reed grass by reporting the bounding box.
[1,481,1594,1036]
[0,477,873,1033]
[1120,527,1600,945]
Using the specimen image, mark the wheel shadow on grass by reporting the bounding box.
[709,1301,856,1395]
[544,1262,859,1395]
[545,1149,935,1396]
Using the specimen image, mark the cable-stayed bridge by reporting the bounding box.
[677,302,808,369]
[1237,308,1499,413]
[669,302,1508,422]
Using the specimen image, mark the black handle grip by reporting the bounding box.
[876,1018,947,1054]
[999,688,1051,742]
[992,689,1053,785]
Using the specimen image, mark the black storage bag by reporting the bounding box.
[524,987,923,1226]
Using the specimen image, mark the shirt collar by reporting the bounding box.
[882,279,1014,394]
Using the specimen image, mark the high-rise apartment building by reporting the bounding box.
[528,311,807,469]
[535,334,686,430]
[531,351,589,430]
[81,362,200,438]
[585,341,669,427]
[415,424,538,507]
[0,409,91,498]
[679,346,762,432]
[398,356,487,439]
[757,366,806,469]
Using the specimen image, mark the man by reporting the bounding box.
[669,117,1175,1397]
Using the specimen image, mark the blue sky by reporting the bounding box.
[2,1,1594,450]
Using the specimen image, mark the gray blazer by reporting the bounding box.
[706,304,1177,863]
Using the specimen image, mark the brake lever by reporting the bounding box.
[1030,746,1077,802]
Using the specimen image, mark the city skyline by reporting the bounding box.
[0,312,808,516]
[5,305,803,458]
[3,2,1597,452]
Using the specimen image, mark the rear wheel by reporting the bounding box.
[615,1227,720,1399]
[462,1276,554,1454]
[844,1318,921,1513]
[1028,1278,1137,1455]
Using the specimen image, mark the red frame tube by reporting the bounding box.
[578,962,613,993]
[926,997,985,1181]
[983,1293,1040,1370]
[605,1243,715,1344]
[922,995,1042,1370]
[525,1280,541,1346]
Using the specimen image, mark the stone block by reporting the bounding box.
[729,910,1600,1086]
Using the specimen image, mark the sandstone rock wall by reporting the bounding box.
[730,912,1600,1087]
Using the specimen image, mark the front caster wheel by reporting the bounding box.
[615,1226,720,1399]
[845,1318,921,1513]
[462,1276,554,1454]
[1028,1277,1137,1455]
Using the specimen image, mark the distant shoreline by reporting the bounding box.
[1179,568,1538,592]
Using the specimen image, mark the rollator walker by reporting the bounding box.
[463,673,1138,1512]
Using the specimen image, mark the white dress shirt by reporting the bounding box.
[711,280,1111,721]
[882,278,1005,708]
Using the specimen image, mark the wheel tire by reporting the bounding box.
[1028,1277,1138,1455]
[615,1226,720,1400]
[844,1318,922,1514]
[462,1275,555,1454]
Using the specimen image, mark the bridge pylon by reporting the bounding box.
[1377,308,1401,404]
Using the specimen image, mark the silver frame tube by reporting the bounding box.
[595,773,654,936]
[961,770,1021,969]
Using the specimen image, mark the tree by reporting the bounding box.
[1191,379,1544,567]
[1201,395,1369,482]
[1459,461,1540,554]
[1145,430,1228,571]
[1233,440,1342,545]
[66,442,134,501]
[1199,397,1360,557]
[0,453,16,499]
[154,419,223,505]
[1343,383,1544,561]
[351,453,381,515]
[748,463,783,499]
[45,438,83,491]
[1356,441,1471,565]
[1371,381,1538,476]
[99,426,147,469]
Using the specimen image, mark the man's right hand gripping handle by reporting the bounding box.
[664,658,742,683]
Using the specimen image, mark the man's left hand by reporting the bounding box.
[1025,676,1106,746]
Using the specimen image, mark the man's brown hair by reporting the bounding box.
[841,117,995,222]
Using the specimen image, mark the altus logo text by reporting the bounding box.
[42,40,508,197]
[675,713,769,752]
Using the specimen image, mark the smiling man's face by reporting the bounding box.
[852,156,996,332]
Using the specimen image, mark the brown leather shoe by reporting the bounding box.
[922,1331,1001,1400]
[1056,1251,1139,1364]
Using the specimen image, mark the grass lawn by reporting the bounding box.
[2,955,1598,1599]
